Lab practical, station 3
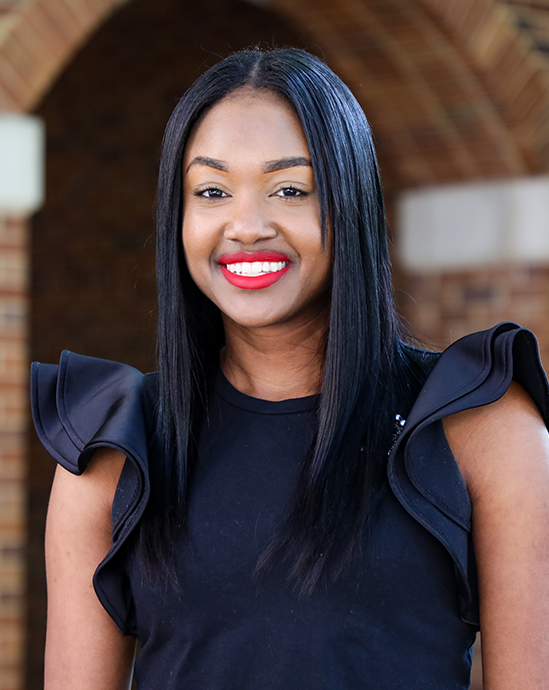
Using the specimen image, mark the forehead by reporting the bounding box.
[184,89,310,162]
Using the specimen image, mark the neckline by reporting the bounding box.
[214,369,319,415]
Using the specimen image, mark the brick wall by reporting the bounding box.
[396,264,549,364]
[0,215,28,690]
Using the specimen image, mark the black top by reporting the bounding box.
[31,323,549,689]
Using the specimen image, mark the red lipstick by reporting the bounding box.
[218,252,291,290]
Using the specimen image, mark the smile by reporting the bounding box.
[224,261,287,276]
[218,252,292,290]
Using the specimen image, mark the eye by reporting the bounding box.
[273,186,308,199]
[195,187,228,199]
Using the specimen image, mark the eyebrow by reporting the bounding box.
[186,156,229,174]
[185,155,312,175]
[262,157,312,173]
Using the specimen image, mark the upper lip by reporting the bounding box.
[218,251,291,265]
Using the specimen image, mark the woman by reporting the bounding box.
[32,48,549,689]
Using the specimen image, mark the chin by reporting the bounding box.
[220,304,293,329]
[226,314,284,329]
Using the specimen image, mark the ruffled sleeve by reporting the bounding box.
[388,322,549,627]
[30,350,156,635]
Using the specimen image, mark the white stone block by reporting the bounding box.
[397,177,549,270]
[0,114,45,215]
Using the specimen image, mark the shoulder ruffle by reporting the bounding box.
[31,351,157,635]
[388,322,549,626]
[33,326,549,633]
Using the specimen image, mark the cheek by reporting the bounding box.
[181,220,223,305]
[182,223,208,288]
[182,213,209,262]
[182,206,222,256]
[302,227,331,278]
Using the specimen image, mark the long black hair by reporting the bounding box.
[141,47,431,592]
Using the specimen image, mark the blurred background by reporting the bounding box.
[1,0,549,687]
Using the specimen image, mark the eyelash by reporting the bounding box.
[194,187,227,199]
[274,186,308,199]
[193,185,309,200]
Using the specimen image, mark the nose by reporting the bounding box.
[223,194,277,244]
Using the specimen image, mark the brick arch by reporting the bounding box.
[0,0,128,111]
[272,0,549,188]
[2,0,549,187]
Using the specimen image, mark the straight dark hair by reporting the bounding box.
[140,47,430,592]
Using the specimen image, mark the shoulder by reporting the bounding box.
[443,380,549,499]
[418,320,549,497]
[429,321,549,497]
[404,321,549,428]
[34,351,159,636]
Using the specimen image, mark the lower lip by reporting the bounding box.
[220,264,291,290]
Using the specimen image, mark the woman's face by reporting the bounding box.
[182,88,332,331]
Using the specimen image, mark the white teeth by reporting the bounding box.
[224,261,287,276]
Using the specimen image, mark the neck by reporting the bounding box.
[221,309,328,401]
